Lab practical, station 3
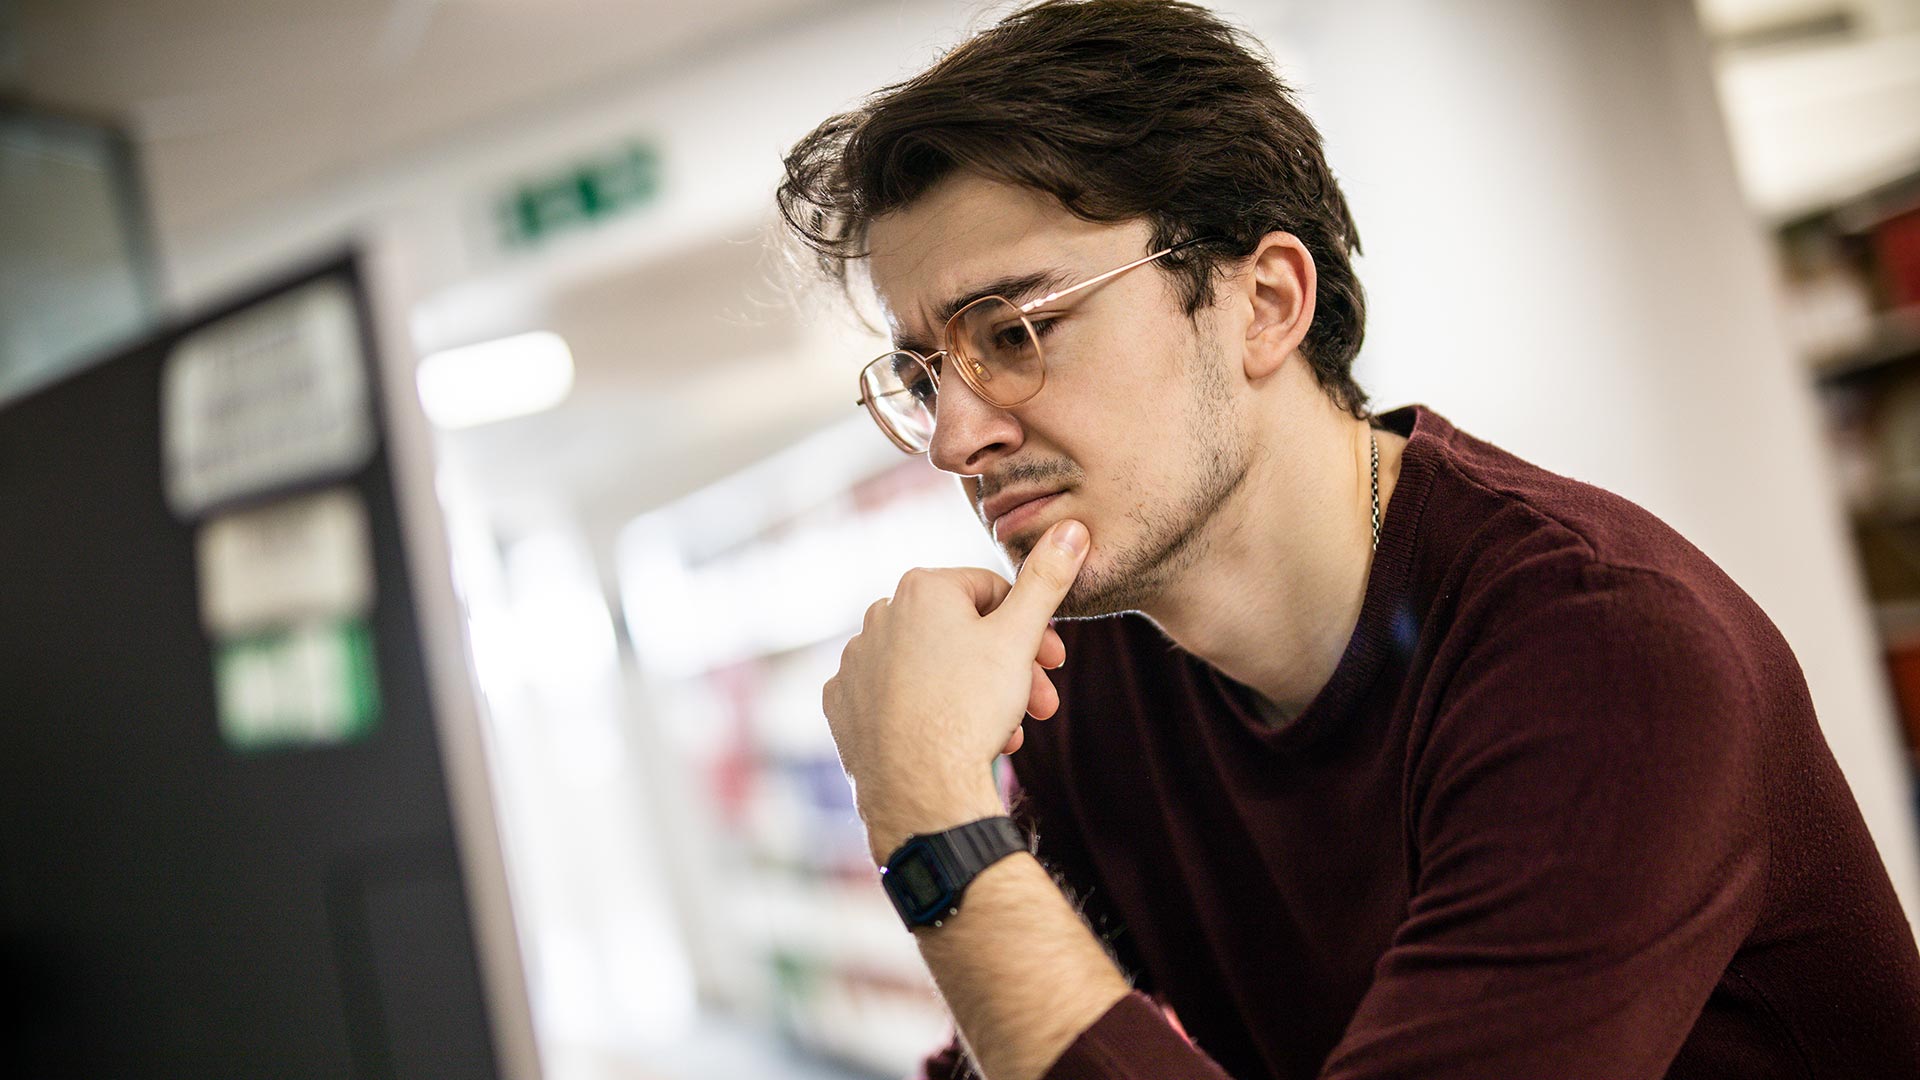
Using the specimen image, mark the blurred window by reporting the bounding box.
[0,107,157,405]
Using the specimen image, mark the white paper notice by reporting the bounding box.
[196,488,376,638]
[161,279,374,518]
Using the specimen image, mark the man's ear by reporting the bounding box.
[1242,232,1317,382]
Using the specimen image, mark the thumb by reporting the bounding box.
[996,520,1089,631]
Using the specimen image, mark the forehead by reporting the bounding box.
[865,172,1145,340]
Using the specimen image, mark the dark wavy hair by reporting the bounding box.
[776,0,1368,416]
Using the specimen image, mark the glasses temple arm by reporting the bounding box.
[857,386,924,406]
[1019,236,1216,312]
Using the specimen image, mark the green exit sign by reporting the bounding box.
[496,141,661,249]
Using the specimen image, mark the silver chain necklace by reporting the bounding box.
[1369,426,1381,553]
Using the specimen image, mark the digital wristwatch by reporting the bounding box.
[879,815,1028,930]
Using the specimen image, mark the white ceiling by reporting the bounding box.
[12,1,1901,237]
[10,0,851,238]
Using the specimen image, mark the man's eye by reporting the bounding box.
[997,316,1061,352]
[906,369,937,405]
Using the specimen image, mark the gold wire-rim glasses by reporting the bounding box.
[854,237,1216,454]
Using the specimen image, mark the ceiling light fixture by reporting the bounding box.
[416,330,575,429]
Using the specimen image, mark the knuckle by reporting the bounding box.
[897,566,951,595]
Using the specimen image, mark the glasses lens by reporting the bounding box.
[860,351,937,452]
[951,297,1045,407]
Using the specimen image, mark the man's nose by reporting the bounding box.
[927,366,1023,475]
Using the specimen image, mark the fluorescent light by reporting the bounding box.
[416,330,574,429]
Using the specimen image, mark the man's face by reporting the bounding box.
[866,172,1254,617]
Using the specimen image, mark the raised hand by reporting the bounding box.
[823,520,1090,860]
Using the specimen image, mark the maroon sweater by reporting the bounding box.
[918,405,1920,1080]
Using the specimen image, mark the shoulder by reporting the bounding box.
[1435,553,1758,718]
[1407,544,1773,865]
[1417,428,1767,737]
[1408,412,1782,694]
[1399,423,1779,793]
[1402,556,1773,909]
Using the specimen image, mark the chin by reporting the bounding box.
[1005,522,1072,569]
[1016,547,1137,619]
[1053,584,1133,620]
[1000,525,1052,568]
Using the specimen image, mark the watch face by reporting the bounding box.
[883,838,954,922]
[895,854,941,903]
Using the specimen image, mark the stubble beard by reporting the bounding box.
[1012,335,1252,619]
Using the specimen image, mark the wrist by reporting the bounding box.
[863,781,1006,865]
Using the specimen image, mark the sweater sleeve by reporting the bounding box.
[917,992,1236,1080]
[914,1028,977,1080]
[1041,991,1236,1080]
[1319,562,1770,1079]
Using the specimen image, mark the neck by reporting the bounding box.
[1138,373,1404,723]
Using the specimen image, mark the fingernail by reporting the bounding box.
[1053,519,1088,555]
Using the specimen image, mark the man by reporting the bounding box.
[779,2,1920,1078]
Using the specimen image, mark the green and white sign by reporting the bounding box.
[495,140,661,250]
[213,618,380,751]
[195,486,381,752]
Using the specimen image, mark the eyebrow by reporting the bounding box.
[894,267,1077,354]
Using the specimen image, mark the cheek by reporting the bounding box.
[1073,334,1177,454]
[1080,456,1158,546]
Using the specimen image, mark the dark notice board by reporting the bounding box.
[0,254,502,1079]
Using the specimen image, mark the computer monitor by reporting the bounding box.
[0,250,538,1079]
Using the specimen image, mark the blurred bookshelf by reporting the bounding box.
[1781,167,1920,797]
[615,416,1004,1077]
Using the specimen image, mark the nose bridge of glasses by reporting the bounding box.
[858,318,1032,453]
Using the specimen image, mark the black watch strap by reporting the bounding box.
[880,815,1028,930]
[943,815,1027,873]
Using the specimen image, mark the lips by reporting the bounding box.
[984,489,1066,542]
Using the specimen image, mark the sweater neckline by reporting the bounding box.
[1197,403,1448,751]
